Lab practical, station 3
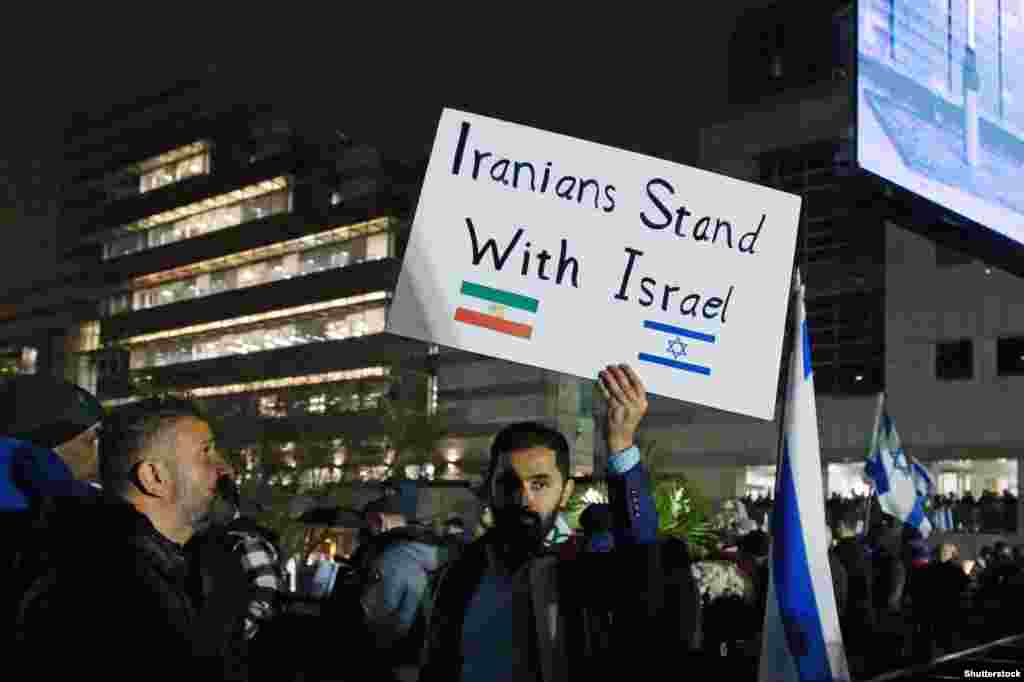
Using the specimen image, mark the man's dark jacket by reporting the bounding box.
[420,457,696,681]
[1,438,100,643]
[17,501,239,679]
[833,537,874,620]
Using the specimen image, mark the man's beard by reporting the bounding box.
[492,507,558,565]
[175,462,214,534]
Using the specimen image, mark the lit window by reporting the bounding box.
[101,177,290,260]
[137,142,210,194]
[105,217,392,313]
[309,394,327,414]
[124,300,387,370]
[185,366,389,399]
[123,291,388,346]
[258,395,286,418]
[67,321,101,353]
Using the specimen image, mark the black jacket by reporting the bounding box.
[829,550,849,617]
[17,502,230,679]
[421,533,693,682]
[833,537,874,626]
[917,560,969,617]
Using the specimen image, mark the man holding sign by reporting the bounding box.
[421,364,692,682]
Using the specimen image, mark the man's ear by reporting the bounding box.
[559,478,575,509]
[136,459,171,498]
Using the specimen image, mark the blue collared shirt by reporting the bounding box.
[607,445,640,476]
[460,445,641,682]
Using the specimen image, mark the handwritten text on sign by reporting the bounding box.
[387,108,802,420]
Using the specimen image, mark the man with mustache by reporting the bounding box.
[17,396,240,678]
[422,364,678,682]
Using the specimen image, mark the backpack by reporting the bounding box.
[326,526,456,660]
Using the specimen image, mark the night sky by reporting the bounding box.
[0,3,774,299]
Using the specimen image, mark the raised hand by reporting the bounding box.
[597,364,649,454]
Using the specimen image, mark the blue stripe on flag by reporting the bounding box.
[772,438,833,682]
[637,353,711,376]
[864,452,890,496]
[801,319,812,379]
[643,320,716,343]
[906,496,927,531]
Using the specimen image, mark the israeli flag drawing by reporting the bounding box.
[863,394,933,538]
[760,271,850,682]
[637,320,715,376]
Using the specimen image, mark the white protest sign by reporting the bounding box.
[387,108,802,420]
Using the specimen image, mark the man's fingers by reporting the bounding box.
[620,364,646,396]
[600,368,626,402]
[597,374,613,402]
[607,365,638,402]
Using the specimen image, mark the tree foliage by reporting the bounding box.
[641,440,716,558]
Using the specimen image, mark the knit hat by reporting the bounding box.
[0,376,104,450]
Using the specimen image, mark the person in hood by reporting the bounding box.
[0,375,105,511]
[360,515,447,682]
[1,376,105,643]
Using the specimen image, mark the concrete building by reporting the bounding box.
[0,78,608,495]
[657,0,1024,504]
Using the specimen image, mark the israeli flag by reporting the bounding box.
[932,505,954,532]
[759,271,850,682]
[863,394,933,538]
[911,459,935,500]
[931,506,952,532]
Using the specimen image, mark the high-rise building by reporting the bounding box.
[0,78,605,487]
[663,0,1024,503]
[0,79,437,485]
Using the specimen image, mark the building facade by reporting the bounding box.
[0,80,609,489]
[667,0,1024,502]
[0,82,433,483]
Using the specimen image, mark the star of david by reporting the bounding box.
[667,337,687,360]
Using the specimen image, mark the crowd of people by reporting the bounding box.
[6,369,1024,681]
[741,487,1021,537]
[1,364,711,681]
[693,497,1024,679]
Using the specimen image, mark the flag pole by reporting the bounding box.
[771,267,802,516]
[863,392,885,535]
